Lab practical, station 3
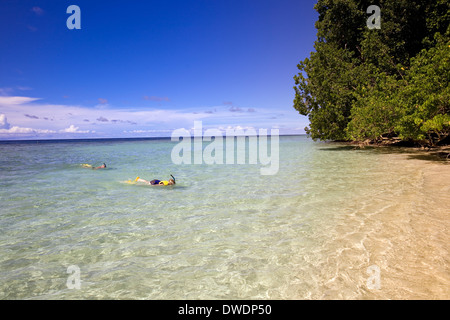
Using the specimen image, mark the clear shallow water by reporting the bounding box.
[0,136,448,299]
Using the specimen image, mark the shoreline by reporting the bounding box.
[378,154,450,299]
[304,140,450,299]
[328,140,450,161]
[352,146,448,298]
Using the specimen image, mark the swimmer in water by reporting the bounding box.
[134,174,176,186]
[93,163,107,170]
[82,163,106,170]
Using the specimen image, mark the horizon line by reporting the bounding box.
[0,133,308,143]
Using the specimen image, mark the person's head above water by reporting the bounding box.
[168,179,175,185]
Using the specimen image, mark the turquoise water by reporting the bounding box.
[0,136,448,299]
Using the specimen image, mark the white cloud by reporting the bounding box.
[0,126,32,134]
[0,114,10,129]
[60,125,89,133]
[0,96,209,138]
[0,95,308,139]
[0,114,56,134]
[0,126,55,134]
[0,96,41,105]
[124,129,173,133]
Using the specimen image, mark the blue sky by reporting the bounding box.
[0,0,317,139]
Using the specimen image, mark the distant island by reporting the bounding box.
[293,0,449,149]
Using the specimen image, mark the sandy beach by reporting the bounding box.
[377,151,449,299]
[316,147,450,299]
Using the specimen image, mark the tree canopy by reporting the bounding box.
[294,0,450,146]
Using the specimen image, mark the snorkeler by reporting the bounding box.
[94,163,107,170]
[134,174,176,186]
[82,163,107,170]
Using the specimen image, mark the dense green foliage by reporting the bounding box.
[294,0,450,146]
